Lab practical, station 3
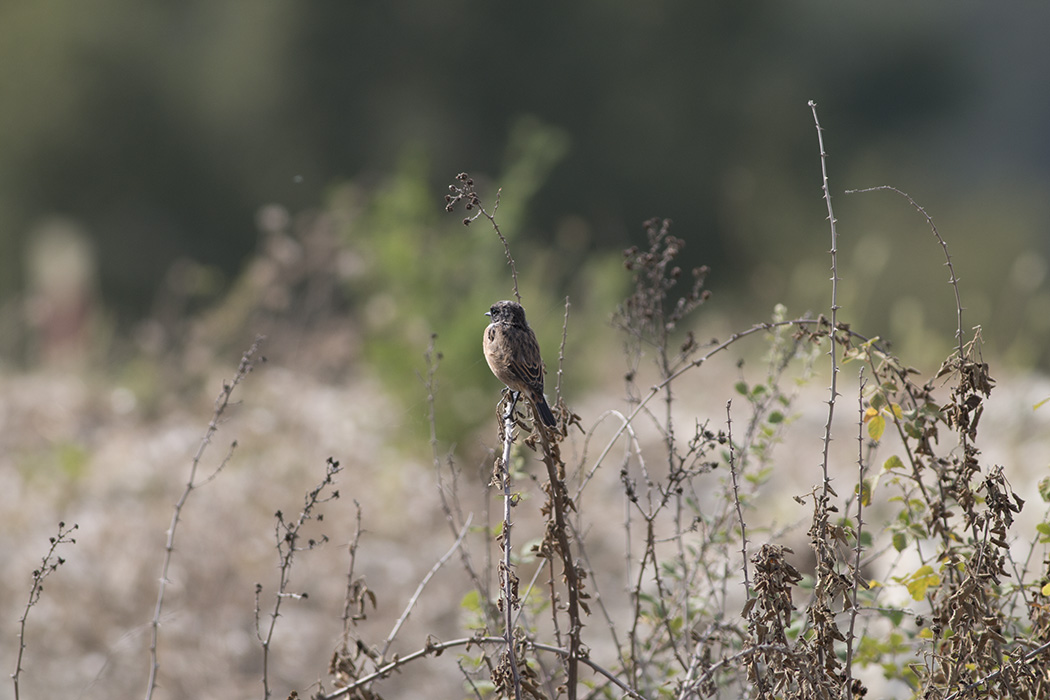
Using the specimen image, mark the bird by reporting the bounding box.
[483,300,558,428]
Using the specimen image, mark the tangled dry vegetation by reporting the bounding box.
[8,104,1050,700]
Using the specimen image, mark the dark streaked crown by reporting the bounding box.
[487,300,528,326]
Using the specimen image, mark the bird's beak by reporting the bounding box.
[484,311,491,317]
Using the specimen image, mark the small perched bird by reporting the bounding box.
[483,300,557,428]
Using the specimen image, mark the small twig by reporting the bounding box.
[556,296,570,403]
[13,521,78,700]
[145,336,263,700]
[514,558,551,630]
[497,394,524,700]
[586,318,879,493]
[809,100,841,499]
[339,500,365,647]
[257,456,341,699]
[459,658,486,700]
[845,185,964,355]
[484,188,521,304]
[725,401,751,596]
[380,516,472,659]
[324,635,651,700]
[942,639,1050,700]
[324,636,501,699]
[529,641,651,700]
[564,519,626,667]
[537,427,583,700]
[447,173,520,303]
[688,643,795,695]
[574,409,644,503]
[844,373,869,687]
[809,98,843,679]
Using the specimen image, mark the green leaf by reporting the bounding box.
[892,532,907,552]
[768,410,784,424]
[901,565,940,601]
[868,413,886,441]
[734,381,749,395]
[461,589,482,613]
[884,455,905,472]
[1039,477,1050,503]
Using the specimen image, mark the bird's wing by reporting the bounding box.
[508,330,545,395]
[510,358,544,395]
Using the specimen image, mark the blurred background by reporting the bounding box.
[3,3,1050,698]
[3,2,1050,373]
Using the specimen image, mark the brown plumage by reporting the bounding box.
[483,300,557,428]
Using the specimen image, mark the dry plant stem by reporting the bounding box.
[543,548,566,652]
[626,527,652,687]
[257,457,340,700]
[447,173,518,300]
[380,516,472,659]
[862,352,935,506]
[649,526,687,670]
[529,641,650,700]
[677,640,706,700]
[809,99,844,682]
[483,189,522,304]
[514,559,550,629]
[498,395,524,700]
[459,659,486,700]
[810,99,840,498]
[538,426,582,700]
[941,639,1050,700]
[322,636,503,699]
[565,519,626,665]
[574,410,643,501]
[145,336,263,700]
[845,185,964,354]
[691,643,793,693]
[588,317,864,494]
[848,185,972,554]
[12,521,78,700]
[725,401,751,596]
[339,500,364,646]
[461,180,520,304]
[323,636,653,700]
[844,376,868,689]
[555,296,570,402]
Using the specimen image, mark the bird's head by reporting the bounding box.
[486,300,527,326]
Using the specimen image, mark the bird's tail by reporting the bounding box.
[534,396,557,428]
